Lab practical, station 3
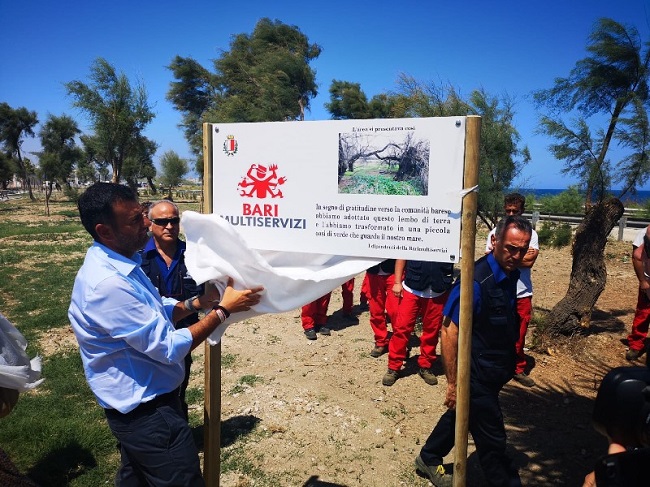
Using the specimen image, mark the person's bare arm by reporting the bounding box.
[519,247,539,268]
[633,244,646,282]
[440,316,459,410]
[632,244,650,300]
[392,259,406,297]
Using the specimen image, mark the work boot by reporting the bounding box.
[304,328,317,340]
[626,348,645,361]
[415,455,452,487]
[513,373,536,387]
[382,369,399,386]
[418,368,438,385]
[369,345,387,358]
[318,326,331,336]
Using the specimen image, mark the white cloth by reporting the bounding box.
[0,313,44,392]
[182,212,382,344]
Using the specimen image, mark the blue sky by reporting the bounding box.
[1,0,649,189]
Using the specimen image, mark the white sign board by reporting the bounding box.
[211,117,466,262]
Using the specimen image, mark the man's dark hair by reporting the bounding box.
[504,193,526,211]
[494,215,533,242]
[78,182,138,241]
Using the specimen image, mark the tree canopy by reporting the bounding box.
[158,150,188,197]
[38,114,82,214]
[0,102,38,199]
[534,18,650,204]
[167,18,322,175]
[65,58,155,184]
[122,135,158,193]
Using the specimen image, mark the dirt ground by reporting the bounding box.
[177,233,640,487]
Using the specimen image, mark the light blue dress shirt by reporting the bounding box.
[68,242,193,413]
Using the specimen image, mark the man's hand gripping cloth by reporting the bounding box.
[182,212,382,344]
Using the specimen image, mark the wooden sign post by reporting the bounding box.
[202,123,222,487]
[453,115,481,486]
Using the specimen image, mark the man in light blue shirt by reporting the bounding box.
[69,182,262,486]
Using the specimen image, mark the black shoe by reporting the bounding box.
[318,326,331,336]
[512,373,536,387]
[382,369,399,386]
[415,455,452,487]
[370,345,388,358]
[304,328,317,340]
[418,368,438,386]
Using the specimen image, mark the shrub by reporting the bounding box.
[538,186,584,214]
[537,221,555,246]
[63,186,80,202]
[553,224,573,248]
[535,221,573,247]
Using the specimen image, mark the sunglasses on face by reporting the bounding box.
[151,217,180,226]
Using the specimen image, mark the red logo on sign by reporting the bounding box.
[238,164,287,198]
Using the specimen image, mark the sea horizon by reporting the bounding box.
[515,188,650,205]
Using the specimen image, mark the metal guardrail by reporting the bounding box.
[529,213,649,229]
[526,211,648,241]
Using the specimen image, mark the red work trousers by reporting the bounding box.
[387,289,448,371]
[360,273,369,305]
[515,296,532,375]
[301,293,331,330]
[300,279,355,330]
[341,278,354,314]
[627,289,650,352]
[367,273,398,347]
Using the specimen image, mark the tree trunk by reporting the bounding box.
[44,184,52,217]
[147,177,157,195]
[545,197,624,335]
[26,178,34,201]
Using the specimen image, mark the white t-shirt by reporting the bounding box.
[633,227,646,248]
[486,227,539,298]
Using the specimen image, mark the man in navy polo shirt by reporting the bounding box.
[415,215,532,487]
[141,199,202,421]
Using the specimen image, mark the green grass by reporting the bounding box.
[228,374,264,395]
[3,353,118,486]
[0,199,120,485]
[221,352,238,368]
[0,197,216,486]
[340,173,422,195]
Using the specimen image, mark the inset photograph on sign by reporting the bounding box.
[337,131,430,196]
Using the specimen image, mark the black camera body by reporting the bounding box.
[592,366,650,486]
[593,366,650,447]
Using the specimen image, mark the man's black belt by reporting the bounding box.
[104,388,180,417]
